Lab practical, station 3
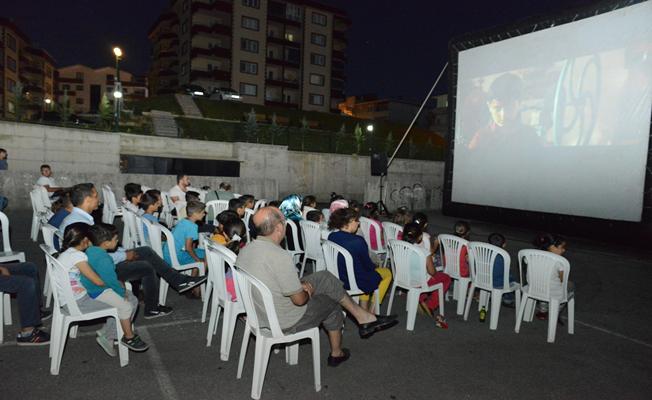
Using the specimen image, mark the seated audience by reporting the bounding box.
[212,210,240,244]
[392,207,412,240]
[532,233,574,322]
[306,209,325,225]
[403,223,451,329]
[236,207,398,367]
[412,212,433,253]
[280,194,304,251]
[327,208,392,313]
[164,200,206,267]
[228,197,247,218]
[138,192,162,242]
[169,174,191,203]
[362,202,385,251]
[453,220,471,277]
[36,164,63,198]
[302,195,317,219]
[205,182,234,203]
[122,183,144,215]
[239,194,255,210]
[329,199,349,214]
[48,190,73,250]
[487,233,516,308]
[0,148,7,170]
[212,217,247,301]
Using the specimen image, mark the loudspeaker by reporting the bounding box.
[370,153,388,176]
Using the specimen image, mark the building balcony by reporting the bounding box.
[192,23,232,37]
[265,100,299,109]
[267,35,300,48]
[268,14,302,27]
[331,89,344,99]
[159,32,177,40]
[192,0,232,15]
[265,78,299,89]
[21,65,44,75]
[191,46,231,59]
[333,30,348,43]
[57,77,83,84]
[332,69,345,80]
[190,69,231,81]
[332,50,346,60]
[24,84,44,94]
[266,57,300,69]
[159,50,177,58]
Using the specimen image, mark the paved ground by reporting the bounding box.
[1,209,651,400]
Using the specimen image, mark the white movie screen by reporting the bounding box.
[452,2,652,222]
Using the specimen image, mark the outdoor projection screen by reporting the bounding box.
[451,1,652,222]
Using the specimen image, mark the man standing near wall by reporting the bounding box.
[36,164,63,198]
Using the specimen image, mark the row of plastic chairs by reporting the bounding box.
[29,186,53,242]
[0,211,26,343]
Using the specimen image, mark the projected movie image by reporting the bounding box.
[451,2,652,222]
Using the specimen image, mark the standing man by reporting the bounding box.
[169,174,191,204]
[36,164,63,198]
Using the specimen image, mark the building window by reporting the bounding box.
[240,61,258,75]
[241,16,260,31]
[311,33,326,47]
[285,48,300,64]
[7,57,16,72]
[76,85,83,91]
[309,73,325,86]
[241,38,259,53]
[7,78,16,92]
[310,53,325,66]
[239,82,257,96]
[286,3,302,21]
[242,0,260,8]
[107,74,114,81]
[7,35,16,51]
[75,72,84,80]
[76,98,84,105]
[284,32,296,42]
[309,93,324,106]
[312,12,327,26]
[45,66,52,77]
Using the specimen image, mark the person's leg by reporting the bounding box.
[0,271,41,331]
[95,289,136,338]
[284,294,345,357]
[76,294,117,341]
[302,271,375,324]
[424,272,452,311]
[115,261,159,314]
[132,247,189,288]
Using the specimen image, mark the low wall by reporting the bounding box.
[0,121,444,210]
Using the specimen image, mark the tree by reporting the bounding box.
[243,108,259,142]
[99,93,113,129]
[268,113,284,145]
[353,123,365,155]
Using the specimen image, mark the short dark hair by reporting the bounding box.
[532,233,565,250]
[362,202,379,219]
[40,164,51,170]
[0,148,6,154]
[454,220,471,238]
[488,233,506,248]
[219,182,231,191]
[328,208,359,230]
[267,200,281,208]
[402,222,423,244]
[176,174,187,183]
[412,212,428,228]
[228,197,246,212]
[217,210,239,227]
[145,189,161,199]
[61,222,92,252]
[239,194,255,205]
[306,210,323,223]
[124,183,142,201]
[255,208,284,236]
[139,192,159,211]
[302,195,317,210]
[70,183,95,207]
[51,189,72,213]
[186,200,205,216]
[185,191,200,202]
[89,223,119,246]
[222,218,247,253]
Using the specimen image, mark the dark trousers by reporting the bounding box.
[0,262,41,328]
[115,247,187,312]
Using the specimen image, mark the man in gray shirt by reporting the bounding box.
[236,207,397,367]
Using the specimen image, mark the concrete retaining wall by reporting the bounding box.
[0,121,444,210]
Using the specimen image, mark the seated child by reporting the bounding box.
[239,194,255,210]
[302,195,317,219]
[228,197,246,218]
[412,212,431,253]
[138,192,162,242]
[123,183,144,215]
[392,207,412,240]
[212,218,247,301]
[81,223,149,352]
[532,233,574,321]
[212,210,240,244]
[488,233,516,307]
[453,220,471,277]
[306,209,324,224]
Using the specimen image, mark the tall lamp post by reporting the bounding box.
[113,46,123,132]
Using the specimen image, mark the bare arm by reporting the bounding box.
[185,238,202,262]
[43,185,62,193]
[289,282,313,306]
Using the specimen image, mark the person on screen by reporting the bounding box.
[468,73,541,152]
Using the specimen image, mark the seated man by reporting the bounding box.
[36,164,63,199]
[0,262,51,345]
[60,183,207,318]
[236,207,398,367]
[169,174,191,204]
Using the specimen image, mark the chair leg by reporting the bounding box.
[251,339,271,400]
[286,343,299,365]
[220,305,237,361]
[299,257,307,278]
[406,290,419,331]
[386,284,397,316]
[311,334,322,392]
[206,297,221,347]
[463,283,475,321]
[44,270,52,308]
[51,320,70,375]
[515,294,529,333]
[0,294,4,344]
[237,326,251,379]
[49,312,61,358]
[547,300,560,343]
[524,298,536,322]
[158,278,169,306]
[456,280,469,315]
[3,293,11,325]
[489,291,502,330]
[30,216,39,242]
[115,316,129,367]
[201,281,213,323]
[568,298,575,335]
[69,325,78,339]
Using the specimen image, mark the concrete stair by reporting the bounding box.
[175,94,203,117]
[150,110,179,137]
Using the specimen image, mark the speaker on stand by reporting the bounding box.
[371,153,389,215]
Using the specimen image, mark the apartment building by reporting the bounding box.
[0,18,55,119]
[148,0,349,113]
[56,65,148,114]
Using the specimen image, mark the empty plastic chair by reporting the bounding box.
[101,185,123,224]
[299,220,326,277]
[205,200,230,224]
[0,211,26,264]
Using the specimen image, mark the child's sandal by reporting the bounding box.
[435,315,448,330]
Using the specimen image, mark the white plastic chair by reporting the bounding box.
[284,219,304,266]
[438,234,471,315]
[0,288,9,343]
[144,220,206,307]
[29,189,52,242]
[359,217,388,267]
[41,245,128,375]
[322,240,380,312]
[464,242,521,330]
[205,200,230,224]
[515,249,574,343]
[121,209,143,249]
[41,224,60,308]
[386,239,444,330]
[0,211,26,264]
[159,192,177,227]
[135,215,150,247]
[321,208,330,223]
[243,208,254,242]
[253,199,267,211]
[204,242,245,360]
[299,220,325,277]
[101,185,123,224]
[233,266,320,400]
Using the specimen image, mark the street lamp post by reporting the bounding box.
[113,46,123,132]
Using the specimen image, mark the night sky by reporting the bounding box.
[4,0,600,100]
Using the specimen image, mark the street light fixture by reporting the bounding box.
[366,124,374,132]
[113,46,123,132]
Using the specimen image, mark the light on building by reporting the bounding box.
[113,47,123,58]
[366,124,374,132]
[44,98,52,105]
[113,90,123,99]
[192,91,204,96]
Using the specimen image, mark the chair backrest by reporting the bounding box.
[243,208,254,241]
[468,242,511,290]
[41,244,83,316]
[143,218,165,259]
[135,215,150,247]
[321,240,361,293]
[159,192,176,226]
[359,217,385,253]
[35,185,52,209]
[438,234,469,279]
[232,266,284,338]
[382,222,403,241]
[205,200,230,223]
[205,241,238,304]
[388,239,430,288]
[122,209,141,249]
[159,224,182,267]
[299,220,322,259]
[253,199,267,211]
[102,185,119,213]
[518,249,571,301]
[321,208,331,224]
[41,224,59,250]
[30,189,48,215]
[284,219,303,252]
[0,211,12,252]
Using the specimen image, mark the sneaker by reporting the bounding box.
[176,276,208,294]
[96,333,117,357]
[144,305,174,319]
[121,335,149,352]
[16,328,50,346]
[327,348,351,367]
